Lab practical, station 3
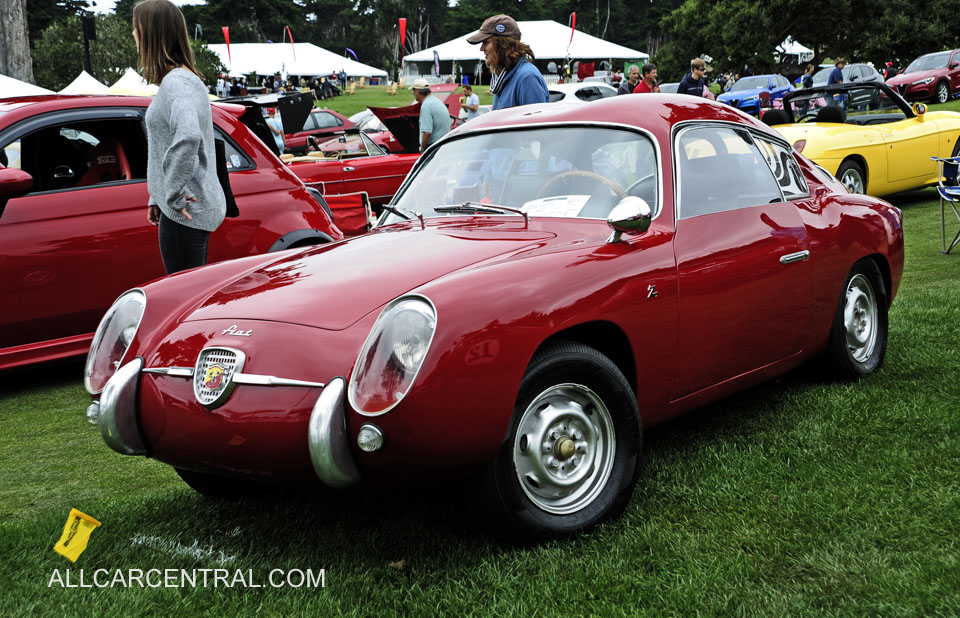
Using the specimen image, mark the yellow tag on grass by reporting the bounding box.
[53,509,101,562]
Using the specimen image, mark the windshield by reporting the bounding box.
[786,86,903,122]
[905,52,951,73]
[386,126,658,223]
[732,76,770,91]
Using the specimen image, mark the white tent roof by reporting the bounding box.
[404,20,648,63]
[0,74,54,98]
[107,67,158,96]
[207,43,387,78]
[776,37,814,62]
[59,70,109,95]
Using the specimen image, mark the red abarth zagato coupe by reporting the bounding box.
[85,94,904,541]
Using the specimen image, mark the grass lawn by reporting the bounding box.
[2,119,960,615]
[314,84,494,117]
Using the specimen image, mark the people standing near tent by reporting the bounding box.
[411,78,451,151]
[633,63,660,93]
[266,108,285,154]
[618,65,640,95]
[339,69,346,90]
[676,58,708,96]
[134,0,225,275]
[467,14,549,111]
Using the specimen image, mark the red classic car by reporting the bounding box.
[283,108,353,155]
[86,95,903,542]
[0,94,342,371]
[887,50,960,104]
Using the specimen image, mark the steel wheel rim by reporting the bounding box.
[841,167,864,193]
[843,274,878,362]
[937,83,949,104]
[513,383,616,515]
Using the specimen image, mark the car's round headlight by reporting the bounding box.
[349,296,437,416]
[84,289,146,395]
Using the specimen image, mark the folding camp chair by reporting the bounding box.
[931,156,960,254]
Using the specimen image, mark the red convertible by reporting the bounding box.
[0,95,341,371]
[85,95,903,542]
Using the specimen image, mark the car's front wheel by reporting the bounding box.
[475,341,641,543]
[822,259,888,379]
[837,159,866,194]
[935,81,950,104]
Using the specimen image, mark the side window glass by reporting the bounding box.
[756,139,808,200]
[14,118,147,193]
[217,130,255,171]
[677,125,782,219]
[314,113,340,129]
[2,140,22,169]
[301,114,317,131]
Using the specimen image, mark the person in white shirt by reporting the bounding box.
[461,84,480,121]
[265,108,285,154]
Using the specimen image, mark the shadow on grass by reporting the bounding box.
[0,357,85,398]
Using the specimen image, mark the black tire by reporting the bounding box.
[836,159,866,194]
[474,341,642,543]
[822,259,888,379]
[935,81,950,104]
[175,467,263,499]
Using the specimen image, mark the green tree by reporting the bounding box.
[26,0,87,43]
[32,14,137,91]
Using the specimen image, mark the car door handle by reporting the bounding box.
[780,250,810,265]
[343,166,355,172]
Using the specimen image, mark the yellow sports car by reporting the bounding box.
[762,82,960,196]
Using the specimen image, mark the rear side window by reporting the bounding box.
[217,129,255,171]
[756,138,809,200]
[676,125,782,218]
[314,112,342,129]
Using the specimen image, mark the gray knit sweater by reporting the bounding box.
[145,68,225,232]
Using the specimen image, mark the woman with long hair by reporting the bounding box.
[134,0,225,274]
[467,15,549,110]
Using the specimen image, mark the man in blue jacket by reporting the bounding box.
[467,14,549,110]
[828,58,845,85]
[676,57,708,96]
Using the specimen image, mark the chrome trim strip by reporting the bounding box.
[308,377,361,488]
[99,357,147,456]
[232,373,326,388]
[143,367,194,377]
[142,366,323,388]
[780,250,811,265]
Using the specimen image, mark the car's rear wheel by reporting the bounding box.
[837,159,866,194]
[474,341,641,543]
[822,259,888,379]
[936,81,950,104]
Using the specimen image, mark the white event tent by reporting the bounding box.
[403,20,648,82]
[0,74,54,98]
[207,43,387,79]
[107,67,158,96]
[59,70,109,95]
[775,37,814,63]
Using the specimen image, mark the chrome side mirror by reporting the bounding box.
[913,102,926,117]
[606,196,652,243]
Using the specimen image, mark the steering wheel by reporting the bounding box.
[536,170,627,199]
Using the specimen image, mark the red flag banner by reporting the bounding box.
[568,12,576,45]
[286,26,296,61]
[399,18,407,51]
[222,26,231,67]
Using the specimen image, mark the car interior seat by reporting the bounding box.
[761,109,791,126]
[815,105,846,124]
[75,138,131,187]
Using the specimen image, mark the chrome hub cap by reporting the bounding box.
[938,83,949,103]
[843,274,878,362]
[513,383,615,515]
[841,168,864,194]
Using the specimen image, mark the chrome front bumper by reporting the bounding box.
[88,362,361,488]
[307,377,361,488]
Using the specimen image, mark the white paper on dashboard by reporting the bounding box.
[520,195,591,217]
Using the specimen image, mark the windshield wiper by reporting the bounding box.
[381,205,424,228]
[434,202,529,223]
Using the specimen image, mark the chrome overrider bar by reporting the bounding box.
[88,363,361,488]
[307,377,361,488]
[143,366,326,388]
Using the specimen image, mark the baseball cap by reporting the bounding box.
[409,78,431,90]
[466,15,521,44]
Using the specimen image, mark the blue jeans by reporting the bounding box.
[158,212,210,274]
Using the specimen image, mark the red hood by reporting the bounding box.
[183,222,555,330]
[887,68,945,85]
